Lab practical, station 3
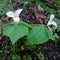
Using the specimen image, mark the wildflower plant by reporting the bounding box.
[2,9,58,45]
[2,9,29,44]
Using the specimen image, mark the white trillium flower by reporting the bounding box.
[47,21,57,27]
[6,9,23,23]
[47,14,57,28]
[47,14,57,32]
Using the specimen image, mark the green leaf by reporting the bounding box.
[26,25,54,45]
[2,22,28,44]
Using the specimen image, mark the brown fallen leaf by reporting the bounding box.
[31,4,47,24]
[20,3,47,24]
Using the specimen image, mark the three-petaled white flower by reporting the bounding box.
[47,14,57,32]
[6,9,23,23]
[47,14,57,30]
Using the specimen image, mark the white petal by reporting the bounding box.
[15,9,23,16]
[47,21,57,27]
[13,17,20,23]
[50,14,54,20]
[6,11,14,17]
[47,21,52,25]
[52,21,57,27]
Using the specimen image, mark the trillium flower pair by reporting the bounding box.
[47,14,57,31]
[6,9,23,23]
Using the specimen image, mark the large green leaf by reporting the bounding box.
[2,22,28,44]
[26,25,54,45]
